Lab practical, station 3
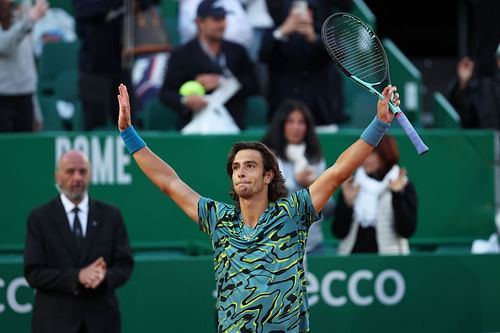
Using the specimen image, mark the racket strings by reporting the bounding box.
[322,15,387,84]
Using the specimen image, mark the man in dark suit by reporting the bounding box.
[23,149,134,333]
[159,0,258,131]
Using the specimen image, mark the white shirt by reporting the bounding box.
[240,0,274,28]
[178,0,253,50]
[60,193,89,237]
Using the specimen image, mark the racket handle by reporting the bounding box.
[394,112,429,155]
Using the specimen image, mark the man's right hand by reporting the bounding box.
[79,257,107,289]
[376,85,398,124]
[183,95,208,112]
[341,177,359,207]
[117,84,132,131]
[195,74,220,92]
[29,0,48,22]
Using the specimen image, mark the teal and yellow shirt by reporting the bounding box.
[198,188,320,332]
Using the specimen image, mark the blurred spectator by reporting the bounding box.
[240,0,274,61]
[159,0,258,131]
[266,0,352,25]
[32,7,77,58]
[240,0,274,97]
[129,1,171,115]
[331,135,418,255]
[0,0,48,132]
[261,99,333,254]
[132,52,169,114]
[447,43,500,129]
[463,0,500,79]
[178,0,253,53]
[72,0,151,130]
[259,0,345,128]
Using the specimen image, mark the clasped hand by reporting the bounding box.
[79,257,107,289]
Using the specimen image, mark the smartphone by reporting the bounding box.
[291,0,308,16]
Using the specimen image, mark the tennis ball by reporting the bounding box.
[179,80,205,96]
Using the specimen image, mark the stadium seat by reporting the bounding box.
[245,95,268,130]
[53,70,83,131]
[38,95,64,131]
[432,92,461,128]
[141,97,178,131]
[54,70,79,102]
[341,77,376,128]
[37,41,79,95]
[160,0,180,46]
[47,0,74,15]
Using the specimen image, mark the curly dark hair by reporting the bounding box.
[226,141,288,203]
[261,99,323,163]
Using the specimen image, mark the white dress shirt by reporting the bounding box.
[60,193,89,237]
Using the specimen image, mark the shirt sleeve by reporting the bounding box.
[0,17,33,55]
[392,181,418,238]
[198,196,216,235]
[287,188,321,228]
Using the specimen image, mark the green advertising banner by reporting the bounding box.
[0,130,495,252]
[1,253,499,332]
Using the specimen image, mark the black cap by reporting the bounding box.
[197,0,228,18]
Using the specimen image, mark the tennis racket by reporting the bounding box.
[321,13,429,155]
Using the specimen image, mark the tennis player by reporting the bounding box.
[117,84,398,332]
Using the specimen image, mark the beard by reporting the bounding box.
[56,183,85,202]
[64,191,84,202]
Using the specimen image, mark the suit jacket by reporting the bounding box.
[159,38,258,130]
[24,197,134,333]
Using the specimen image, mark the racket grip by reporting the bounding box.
[395,112,429,155]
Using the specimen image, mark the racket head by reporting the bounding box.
[321,13,390,88]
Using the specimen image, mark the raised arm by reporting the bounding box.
[309,85,398,212]
[117,84,200,222]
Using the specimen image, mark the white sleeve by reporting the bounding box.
[178,0,199,44]
[0,17,33,56]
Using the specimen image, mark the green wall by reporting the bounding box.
[1,253,499,332]
[1,129,496,331]
[0,130,495,251]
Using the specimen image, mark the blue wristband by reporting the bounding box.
[120,126,146,154]
[360,117,390,146]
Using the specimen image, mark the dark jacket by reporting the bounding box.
[24,197,134,333]
[331,182,418,253]
[159,38,258,130]
[448,69,500,129]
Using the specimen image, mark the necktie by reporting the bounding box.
[72,207,83,247]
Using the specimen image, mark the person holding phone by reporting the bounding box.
[259,0,345,128]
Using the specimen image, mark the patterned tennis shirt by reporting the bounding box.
[198,188,320,333]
